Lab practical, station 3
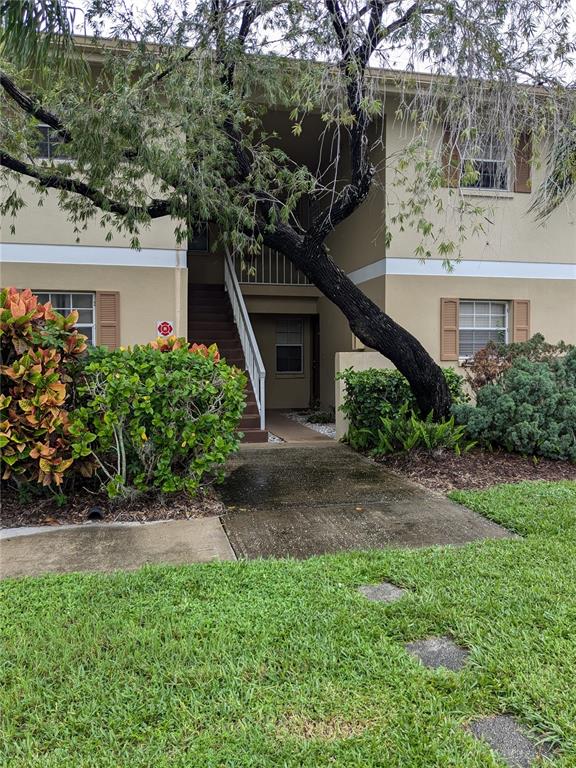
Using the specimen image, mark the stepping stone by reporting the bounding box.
[357,582,406,603]
[467,715,552,768]
[405,636,469,671]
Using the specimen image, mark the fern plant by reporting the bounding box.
[373,404,475,457]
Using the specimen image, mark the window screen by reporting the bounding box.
[276,317,303,373]
[461,134,508,190]
[459,300,508,358]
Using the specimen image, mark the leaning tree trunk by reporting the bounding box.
[265,233,452,419]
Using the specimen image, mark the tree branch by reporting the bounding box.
[0,151,170,218]
[1,70,72,142]
[1,69,140,160]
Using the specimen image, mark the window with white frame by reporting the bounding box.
[459,300,508,358]
[276,317,303,373]
[461,133,508,190]
[35,291,96,344]
[36,124,70,160]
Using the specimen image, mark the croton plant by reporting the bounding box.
[0,287,94,487]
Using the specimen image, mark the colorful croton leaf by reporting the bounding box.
[147,336,221,361]
[1,287,94,487]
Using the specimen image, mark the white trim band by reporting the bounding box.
[348,257,576,284]
[1,243,187,268]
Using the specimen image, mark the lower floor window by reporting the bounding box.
[459,300,508,358]
[276,317,303,373]
[35,291,96,344]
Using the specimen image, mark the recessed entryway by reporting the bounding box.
[265,410,332,443]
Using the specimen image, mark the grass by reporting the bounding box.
[1,480,576,767]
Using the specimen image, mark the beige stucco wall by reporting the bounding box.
[385,274,576,363]
[334,275,576,437]
[2,180,180,250]
[384,97,576,264]
[0,262,188,346]
[250,313,312,410]
[335,350,395,439]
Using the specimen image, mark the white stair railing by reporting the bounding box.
[224,248,266,432]
[233,247,310,285]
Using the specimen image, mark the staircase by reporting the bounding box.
[188,284,268,443]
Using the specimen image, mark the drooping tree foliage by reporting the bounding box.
[1,0,574,416]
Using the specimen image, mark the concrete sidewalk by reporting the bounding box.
[0,518,235,579]
[220,443,515,559]
[1,443,516,579]
[266,410,332,442]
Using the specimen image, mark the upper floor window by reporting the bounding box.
[461,134,508,191]
[459,300,508,358]
[35,291,95,344]
[36,124,70,161]
[276,317,303,373]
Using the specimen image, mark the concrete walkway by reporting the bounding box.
[220,443,515,559]
[0,518,235,579]
[1,443,515,578]
[266,410,332,442]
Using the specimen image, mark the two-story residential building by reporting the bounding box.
[2,58,575,441]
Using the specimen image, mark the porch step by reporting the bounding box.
[240,428,269,443]
[189,330,240,342]
[189,283,264,444]
[240,413,262,429]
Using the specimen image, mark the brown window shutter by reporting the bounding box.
[442,129,461,187]
[512,300,531,342]
[440,298,459,360]
[96,291,120,348]
[514,132,532,193]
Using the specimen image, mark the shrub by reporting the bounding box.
[372,403,474,456]
[0,287,94,488]
[338,366,468,449]
[73,338,247,497]
[453,349,576,461]
[463,333,573,392]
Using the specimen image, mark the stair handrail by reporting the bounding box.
[224,247,266,432]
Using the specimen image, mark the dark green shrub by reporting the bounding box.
[453,349,576,461]
[372,403,474,456]
[338,366,468,449]
[73,342,247,497]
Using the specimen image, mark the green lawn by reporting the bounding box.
[2,481,576,767]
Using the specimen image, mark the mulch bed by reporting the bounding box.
[378,448,576,493]
[1,485,225,529]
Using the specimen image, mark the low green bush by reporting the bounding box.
[73,341,247,497]
[338,366,468,450]
[453,349,576,461]
[372,403,474,456]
